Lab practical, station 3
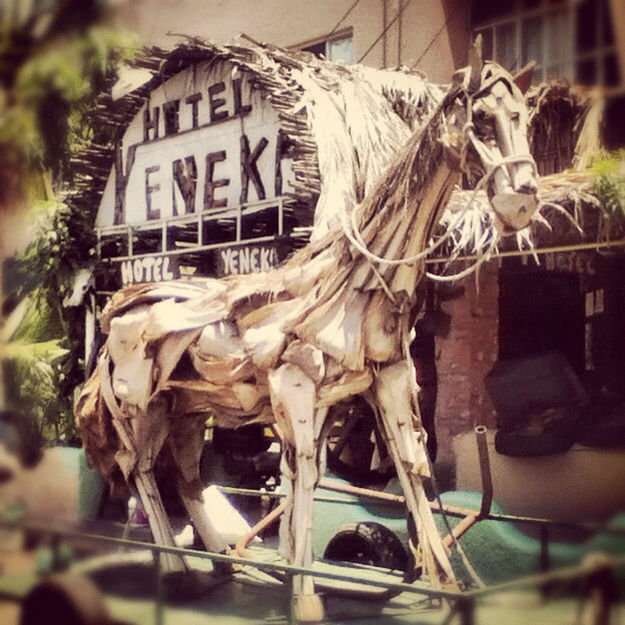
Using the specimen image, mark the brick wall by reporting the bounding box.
[433,262,500,462]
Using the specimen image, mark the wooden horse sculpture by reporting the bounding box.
[77,46,537,621]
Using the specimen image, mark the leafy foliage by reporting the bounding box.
[5,198,98,443]
[2,292,70,442]
[591,149,625,213]
[1,1,138,444]
[0,1,137,179]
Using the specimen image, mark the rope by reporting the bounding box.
[339,72,537,278]
[327,0,361,39]
[344,187,475,266]
[425,234,496,282]
[424,150,536,282]
[340,148,536,284]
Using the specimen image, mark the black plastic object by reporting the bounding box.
[494,416,577,456]
[485,352,586,430]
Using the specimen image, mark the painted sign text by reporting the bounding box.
[120,255,180,285]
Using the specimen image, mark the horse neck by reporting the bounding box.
[348,98,461,300]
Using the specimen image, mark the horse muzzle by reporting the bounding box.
[491,190,538,233]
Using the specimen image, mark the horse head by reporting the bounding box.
[445,37,538,234]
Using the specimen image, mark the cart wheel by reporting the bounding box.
[20,572,111,625]
[323,522,408,572]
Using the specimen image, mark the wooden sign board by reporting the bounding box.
[96,59,294,229]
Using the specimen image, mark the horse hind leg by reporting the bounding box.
[166,414,230,572]
[269,363,327,623]
[131,467,187,574]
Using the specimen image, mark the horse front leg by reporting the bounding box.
[269,363,327,623]
[373,361,457,589]
[99,354,187,574]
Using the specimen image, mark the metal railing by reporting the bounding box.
[1,497,624,625]
[96,196,297,262]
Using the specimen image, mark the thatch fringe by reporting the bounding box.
[430,170,607,278]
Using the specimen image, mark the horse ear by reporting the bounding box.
[512,61,535,94]
[468,34,483,91]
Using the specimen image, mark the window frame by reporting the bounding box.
[472,0,620,89]
[297,28,354,65]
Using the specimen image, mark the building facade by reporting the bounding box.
[116,0,472,82]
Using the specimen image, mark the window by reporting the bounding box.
[301,32,354,65]
[472,0,620,87]
[574,0,619,86]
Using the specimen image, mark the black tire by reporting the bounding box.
[20,573,110,625]
[323,522,408,572]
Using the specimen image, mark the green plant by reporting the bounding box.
[591,149,625,236]
[6,199,96,443]
[0,1,138,181]
[0,1,138,444]
[2,293,70,442]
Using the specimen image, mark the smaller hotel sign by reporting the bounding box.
[218,244,279,276]
[120,255,180,286]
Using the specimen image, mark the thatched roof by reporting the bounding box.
[526,80,600,174]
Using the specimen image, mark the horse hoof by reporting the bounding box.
[292,593,324,623]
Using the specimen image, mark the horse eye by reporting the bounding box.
[511,111,520,122]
